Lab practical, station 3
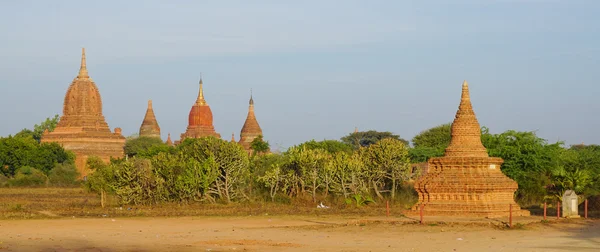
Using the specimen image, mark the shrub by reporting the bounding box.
[48,163,80,187]
[7,166,48,187]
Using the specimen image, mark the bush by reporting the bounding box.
[0,173,8,187]
[48,163,80,187]
[7,166,48,187]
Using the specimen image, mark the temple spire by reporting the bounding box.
[78,48,89,78]
[444,80,488,157]
[231,132,236,142]
[248,89,254,111]
[196,77,207,105]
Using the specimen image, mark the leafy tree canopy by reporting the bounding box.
[124,136,169,158]
[341,130,408,149]
[411,123,451,149]
[0,135,74,176]
[250,135,270,153]
[294,139,353,154]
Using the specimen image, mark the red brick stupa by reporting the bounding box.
[238,92,265,152]
[41,48,125,177]
[411,81,529,218]
[138,100,161,139]
[180,78,220,141]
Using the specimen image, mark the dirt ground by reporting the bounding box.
[0,216,598,252]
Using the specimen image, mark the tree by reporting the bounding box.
[286,147,331,202]
[411,123,452,148]
[0,135,73,176]
[33,115,60,142]
[295,139,353,154]
[409,123,451,163]
[124,136,168,158]
[177,137,250,203]
[250,135,270,153]
[362,138,412,200]
[341,130,408,150]
[328,151,369,198]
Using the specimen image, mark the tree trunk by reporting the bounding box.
[372,180,384,199]
[391,179,396,201]
[100,189,105,208]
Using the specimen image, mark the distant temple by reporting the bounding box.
[138,100,161,139]
[238,92,265,153]
[179,78,221,142]
[41,48,125,178]
[411,81,529,217]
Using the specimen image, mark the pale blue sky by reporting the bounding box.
[1,0,598,150]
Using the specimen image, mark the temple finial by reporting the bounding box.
[354,127,358,133]
[231,132,235,142]
[196,76,206,105]
[249,88,254,106]
[148,100,153,109]
[78,48,89,78]
[460,80,471,106]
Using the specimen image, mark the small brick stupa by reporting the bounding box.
[238,92,265,152]
[41,48,125,177]
[180,78,220,141]
[138,100,161,139]
[165,133,173,146]
[411,81,529,218]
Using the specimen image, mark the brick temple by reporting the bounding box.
[238,92,266,153]
[41,48,125,177]
[138,100,161,139]
[179,78,221,142]
[411,81,530,218]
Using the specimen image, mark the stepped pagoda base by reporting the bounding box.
[410,156,530,218]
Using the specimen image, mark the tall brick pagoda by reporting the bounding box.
[180,78,220,141]
[41,48,125,178]
[138,100,161,138]
[238,92,265,152]
[411,81,529,218]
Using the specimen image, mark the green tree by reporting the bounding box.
[411,123,452,148]
[0,136,73,176]
[286,147,331,202]
[177,137,250,203]
[296,139,353,154]
[250,135,270,153]
[341,130,409,149]
[409,123,451,162]
[124,136,168,158]
[362,138,412,200]
[33,115,60,142]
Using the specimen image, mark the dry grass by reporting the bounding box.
[0,187,411,220]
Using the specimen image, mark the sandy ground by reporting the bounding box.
[0,216,598,252]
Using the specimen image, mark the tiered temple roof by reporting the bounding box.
[41,48,125,177]
[139,100,161,138]
[180,78,220,140]
[411,81,529,218]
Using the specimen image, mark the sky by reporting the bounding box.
[1,0,598,151]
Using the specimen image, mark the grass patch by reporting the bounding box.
[0,187,416,219]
